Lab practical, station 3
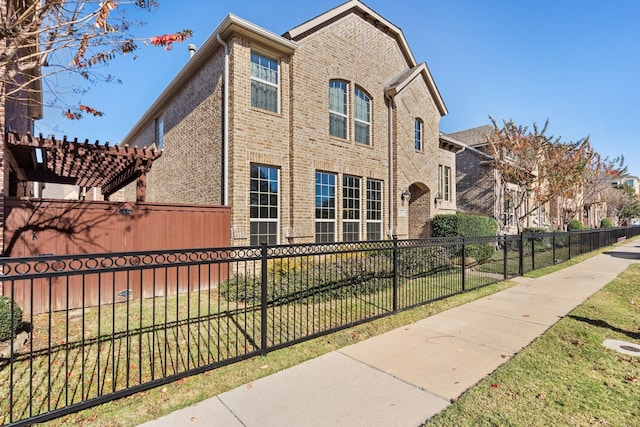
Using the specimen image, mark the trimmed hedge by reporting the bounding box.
[567,219,583,231]
[432,213,498,262]
[0,297,23,342]
[432,213,498,239]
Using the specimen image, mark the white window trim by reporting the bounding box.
[354,86,371,145]
[329,80,349,140]
[250,51,280,113]
[366,179,383,240]
[342,175,361,242]
[443,165,451,201]
[315,172,337,243]
[414,118,423,151]
[249,165,280,245]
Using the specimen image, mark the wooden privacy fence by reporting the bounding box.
[2,198,230,314]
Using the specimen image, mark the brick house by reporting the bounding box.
[122,0,464,245]
[450,125,535,233]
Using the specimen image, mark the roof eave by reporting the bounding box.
[121,14,297,146]
[438,135,466,154]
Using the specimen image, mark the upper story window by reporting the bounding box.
[251,52,279,113]
[155,117,164,150]
[329,80,348,139]
[354,87,371,145]
[414,119,423,151]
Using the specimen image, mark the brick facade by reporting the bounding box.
[456,148,496,218]
[123,1,460,245]
[451,125,533,233]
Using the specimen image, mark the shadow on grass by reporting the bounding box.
[567,315,640,341]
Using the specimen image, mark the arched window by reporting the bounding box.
[354,86,371,145]
[329,80,348,139]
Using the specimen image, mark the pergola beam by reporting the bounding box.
[5,132,161,200]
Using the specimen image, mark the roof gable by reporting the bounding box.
[285,1,415,64]
[285,1,447,117]
[385,63,447,116]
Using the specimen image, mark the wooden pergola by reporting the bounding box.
[5,132,161,202]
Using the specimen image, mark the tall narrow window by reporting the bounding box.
[342,175,361,242]
[366,179,383,240]
[443,166,451,201]
[438,165,451,202]
[250,164,279,245]
[251,52,279,112]
[315,172,336,243]
[414,119,423,151]
[354,87,371,145]
[155,117,164,150]
[438,164,443,199]
[329,80,348,139]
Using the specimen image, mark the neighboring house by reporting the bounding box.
[450,125,532,233]
[613,176,640,196]
[122,0,463,246]
[610,175,640,226]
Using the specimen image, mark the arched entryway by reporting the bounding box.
[407,183,431,238]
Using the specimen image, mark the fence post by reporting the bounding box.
[518,232,524,276]
[260,242,268,356]
[503,235,508,280]
[392,236,398,312]
[461,238,467,291]
[552,232,556,264]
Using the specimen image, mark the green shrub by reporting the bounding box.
[432,213,498,238]
[219,247,455,304]
[432,213,498,262]
[220,253,395,304]
[600,218,613,228]
[395,246,454,277]
[522,227,553,251]
[0,297,23,342]
[567,219,583,231]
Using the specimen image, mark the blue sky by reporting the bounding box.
[36,0,640,176]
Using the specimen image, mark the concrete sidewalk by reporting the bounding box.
[138,240,640,427]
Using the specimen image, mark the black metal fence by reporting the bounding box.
[1,227,638,426]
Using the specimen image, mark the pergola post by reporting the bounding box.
[136,172,147,203]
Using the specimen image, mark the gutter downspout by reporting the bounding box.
[216,34,230,206]
[386,94,395,238]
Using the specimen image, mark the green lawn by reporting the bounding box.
[0,263,499,427]
[425,263,640,426]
